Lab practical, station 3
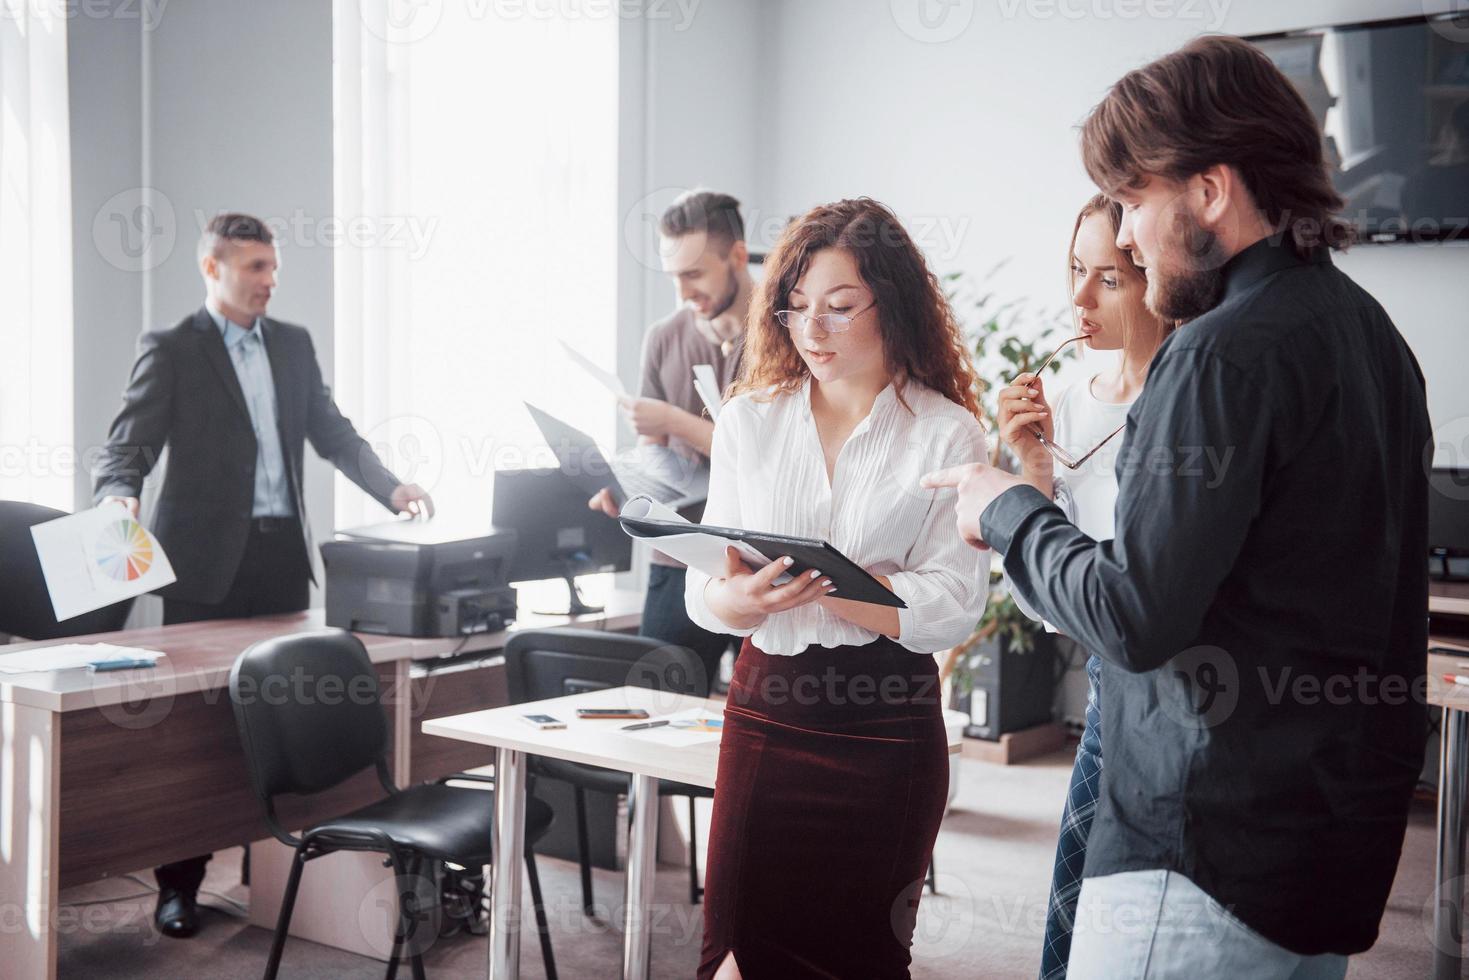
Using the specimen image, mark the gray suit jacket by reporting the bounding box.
[93,307,400,604]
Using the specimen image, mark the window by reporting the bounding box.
[0,8,74,510]
[333,1,619,528]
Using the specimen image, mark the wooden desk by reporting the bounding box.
[1431,581,1469,620]
[0,594,642,980]
[423,687,969,980]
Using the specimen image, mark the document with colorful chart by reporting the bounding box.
[29,503,177,621]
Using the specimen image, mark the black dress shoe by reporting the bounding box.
[154,889,201,939]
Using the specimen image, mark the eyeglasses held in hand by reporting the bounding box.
[1014,335,1126,471]
[776,303,875,334]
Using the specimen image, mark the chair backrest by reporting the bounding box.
[503,628,711,705]
[229,629,390,809]
[0,500,135,640]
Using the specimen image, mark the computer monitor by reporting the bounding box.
[492,466,633,614]
[1430,468,1469,581]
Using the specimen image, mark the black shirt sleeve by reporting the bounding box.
[981,347,1273,672]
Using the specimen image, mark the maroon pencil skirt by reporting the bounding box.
[697,636,949,980]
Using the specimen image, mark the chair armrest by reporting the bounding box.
[437,771,496,788]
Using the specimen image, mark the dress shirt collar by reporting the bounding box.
[798,377,903,442]
[205,298,262,349]
[1221,236,1332,301]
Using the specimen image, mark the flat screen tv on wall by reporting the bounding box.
[1247,13,1469,244]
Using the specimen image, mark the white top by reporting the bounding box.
[1010,375,1133,630]
[684,378,991,656]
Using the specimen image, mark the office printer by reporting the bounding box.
[322,520,518,638]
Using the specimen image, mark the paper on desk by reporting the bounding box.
[619,707,724,746]
[560,340,627,397]
[30,504,177,621]
[618,496,783,582]
[692,364,721,419]
[0,642,163,674]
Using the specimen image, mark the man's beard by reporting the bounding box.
[704,261,741,320]
[1144,209,1229,322]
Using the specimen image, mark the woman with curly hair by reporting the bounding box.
[684,197,991,979]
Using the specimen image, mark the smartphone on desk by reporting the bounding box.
[520,714,566,730]
[576,708,650,720]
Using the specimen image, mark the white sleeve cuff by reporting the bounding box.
[886,567,988,654]
[1051,475,1079,524]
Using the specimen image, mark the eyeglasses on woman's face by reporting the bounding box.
[775,303,875,335]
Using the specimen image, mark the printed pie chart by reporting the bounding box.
[671,717,724,733]
[94,518,155,582]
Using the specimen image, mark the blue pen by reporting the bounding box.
[88,657,157,673]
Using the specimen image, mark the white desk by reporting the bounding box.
[422,686,969,980]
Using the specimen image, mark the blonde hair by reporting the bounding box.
[1067,193,1171,376]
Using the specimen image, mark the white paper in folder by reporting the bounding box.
[618,496,789,583]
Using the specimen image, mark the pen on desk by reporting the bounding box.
[88,657,157,673]
[1443,674,1469,687]
[621,720,669,731]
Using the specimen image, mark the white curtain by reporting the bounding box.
[333,0,620,529]
[0,5,74,510]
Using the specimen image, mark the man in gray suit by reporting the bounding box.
[93,212,432,938]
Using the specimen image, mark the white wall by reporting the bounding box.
[752,0,1468,453]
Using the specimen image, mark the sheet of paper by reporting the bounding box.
[620,494,686,523]
[618,706,724,746]
[559,339,627,397]
[623,444,709,498]
[0,642,163,674]
[29,504,177,621]
[692,364,721,419]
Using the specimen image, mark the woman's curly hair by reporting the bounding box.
[729,197,981,420]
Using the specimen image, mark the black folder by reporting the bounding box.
[619,515,906,608]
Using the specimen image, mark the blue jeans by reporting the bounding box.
[1068,870,1348,980]
[1040,654,1103,979]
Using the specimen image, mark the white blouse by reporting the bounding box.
[684,378,992,656]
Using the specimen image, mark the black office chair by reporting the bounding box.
[0,500,134,639]
[504,628,714,913]
[230,629,557,980]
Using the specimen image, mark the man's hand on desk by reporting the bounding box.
[101,495,141,519]
[392,483,435,519]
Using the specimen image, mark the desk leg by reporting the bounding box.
[0,702,59,979]
[1437,707,1469,980]
[622,772,657,980]
[490,747,526,980]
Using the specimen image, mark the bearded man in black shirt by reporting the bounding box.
[925,35,1429,980]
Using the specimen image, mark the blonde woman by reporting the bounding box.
[997,194,1171,980]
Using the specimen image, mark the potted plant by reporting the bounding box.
[939,264,1076,740]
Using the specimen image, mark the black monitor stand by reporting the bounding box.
[533,556,606,616]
